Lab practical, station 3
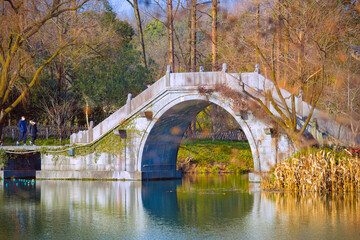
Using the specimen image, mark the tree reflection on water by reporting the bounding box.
[0,176,359,239]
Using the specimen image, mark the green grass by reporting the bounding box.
[177,139,253,174]
[1,137,70,146]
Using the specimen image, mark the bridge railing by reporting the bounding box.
[130,75,167,114]
[69,70,310,144]
[169,72,224,87]
[70,69,359,145]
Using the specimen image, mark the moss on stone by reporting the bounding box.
[41,115,145,159]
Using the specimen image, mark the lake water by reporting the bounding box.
[0,174,359,240]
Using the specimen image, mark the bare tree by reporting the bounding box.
[211,0,217,71]
[126,0,148,69]
[167,0,175,72]
[144,0,179,72]
[190,0,196,71]
[42,94,76,145]
[0,0,90,134]
[220,0,347,147]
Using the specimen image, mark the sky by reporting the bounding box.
[109,0,134,19]
[108,0,239,21]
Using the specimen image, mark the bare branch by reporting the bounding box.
[125,0,134,8]
[4,29,83,114]
[22,0,90,41]
[4,0,23,14]
[241,35,293,126]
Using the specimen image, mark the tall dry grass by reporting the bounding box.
[262,150,360,192]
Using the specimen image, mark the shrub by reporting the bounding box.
[210,166,220,173]
[226,163,247,174]
[0,149,8,169]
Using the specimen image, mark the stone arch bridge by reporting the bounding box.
[36,66,356,181]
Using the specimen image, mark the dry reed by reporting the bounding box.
[262,192,360,229]
[262,150,360,192]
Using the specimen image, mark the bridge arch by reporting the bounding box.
[137,94,262,179]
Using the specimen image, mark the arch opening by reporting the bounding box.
[140,99,256,180]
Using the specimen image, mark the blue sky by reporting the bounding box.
[108,0,238,20]
[109,0,133,19]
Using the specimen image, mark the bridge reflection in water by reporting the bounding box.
[0,175,359,239]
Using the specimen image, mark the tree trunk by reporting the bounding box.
[256,3,260,64]
[167,0,175,72]
[85,99,89,129]
[190,0,197,72]
[186,0,191,71]
[211,0,218,71]
[133,0,147,69]
[57,16,64,93]
[297,31,304,82]
[0,119,4,141]
[276,1,282,83]
[58,126,62,146]
[284,11,290,84]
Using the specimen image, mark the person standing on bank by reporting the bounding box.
[17,116,27,146]
[29,120,38,145]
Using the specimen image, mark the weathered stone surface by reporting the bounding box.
[36,170,141,180]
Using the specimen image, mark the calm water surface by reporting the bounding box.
[0,174,359,240]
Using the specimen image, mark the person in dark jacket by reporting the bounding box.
[29,120,38,145]
[17,116,27,146]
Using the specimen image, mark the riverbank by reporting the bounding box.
[177,139,253,174]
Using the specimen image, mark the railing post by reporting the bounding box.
[222,63,227,73]
[46,128,49,140]
[88,121,94,143]
[166,65,172,87]
[297,90,303,117]
[254,64,260,89]
[12,129,15,141]
[221,63,227,84]
[126,93,132,115]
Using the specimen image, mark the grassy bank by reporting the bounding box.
[262,148,360,192]
[177,139,253,174]
[1,137,70,146]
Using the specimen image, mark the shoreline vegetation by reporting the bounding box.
[262,148,360,193]
[177,139,253,174]
[1,137,70,146]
